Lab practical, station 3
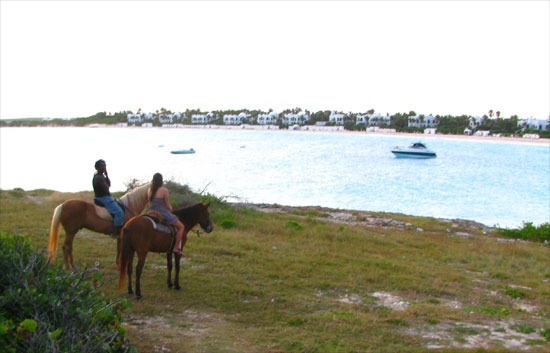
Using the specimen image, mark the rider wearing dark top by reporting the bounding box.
[93,159,124,237]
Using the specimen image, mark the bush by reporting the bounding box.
[497,222,550,243]
[0,233,135,353]
[285,221,303,231]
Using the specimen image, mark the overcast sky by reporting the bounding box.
[1,0,549,120]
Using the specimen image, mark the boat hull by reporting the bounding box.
[391,150,436,158]
[170,150,195,154]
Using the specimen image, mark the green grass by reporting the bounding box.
[1,188,549,352]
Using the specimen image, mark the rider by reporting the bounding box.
[93,159,124,237]
[147,173,185,255]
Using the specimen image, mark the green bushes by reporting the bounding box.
[0,233,135,353]
[497,222,550,243]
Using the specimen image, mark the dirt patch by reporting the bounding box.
[235,203,492,234]
[371,292,410,311]
[407,320,548,351]
[125,309,254,353]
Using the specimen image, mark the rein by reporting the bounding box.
[118,199,137,217]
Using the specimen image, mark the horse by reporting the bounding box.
[118,202,213,300]
[48,184,150,270]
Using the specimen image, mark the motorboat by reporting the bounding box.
[170,148,195,154]
[391,142,436,158]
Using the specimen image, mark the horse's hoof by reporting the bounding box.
[167,283,173,289]
[175,285,181,291]
[136,295,142,300]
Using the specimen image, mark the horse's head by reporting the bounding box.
[198,202,214,233]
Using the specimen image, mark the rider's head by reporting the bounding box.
[152,173,163,187]
[94,159,106,172]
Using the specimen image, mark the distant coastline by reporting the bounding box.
[2,124,548,146]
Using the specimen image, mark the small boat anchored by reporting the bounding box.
[391,142,436,159]
[170,148,195,155]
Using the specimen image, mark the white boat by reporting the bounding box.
[170,148,195,154]
[391,142,436,159]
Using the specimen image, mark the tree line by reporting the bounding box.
[1,108,548,138]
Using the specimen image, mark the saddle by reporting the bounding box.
[143,212,177,254]
[143,212,176,235]
[93,198,127,221]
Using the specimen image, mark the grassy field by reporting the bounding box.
[1,188,549,352]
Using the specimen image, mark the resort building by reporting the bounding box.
[469,116,484,129]
[257,112,279,125]
[474,130,490,137]
[367,113,391,126]
[127,113,144,123]
[408,114,438,128]
[356,114,369,125]
[282,112,310,125]
[518,117,549,131]
[192,112,214,124]
[223,112,250,125]
[329,112,346,125]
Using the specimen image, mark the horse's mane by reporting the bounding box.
[120,183,150,212]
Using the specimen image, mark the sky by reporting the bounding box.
[1,0,549,120]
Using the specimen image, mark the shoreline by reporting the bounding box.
[3,125,549,146]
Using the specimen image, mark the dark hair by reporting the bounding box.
[94,159,105,171]
[150,173,163,201]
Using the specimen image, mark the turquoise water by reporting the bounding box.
[1,127,549,228]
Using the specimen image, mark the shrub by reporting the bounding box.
[220,219,236,229]
[285,221,303,231]
[497,222,550,243]
[0,233,135,353]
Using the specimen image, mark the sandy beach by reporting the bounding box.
[4,124,549,146]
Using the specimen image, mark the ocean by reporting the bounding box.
[1,127,549,228]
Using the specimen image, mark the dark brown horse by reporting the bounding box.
[48,184,150,269]
[118,202,213,300]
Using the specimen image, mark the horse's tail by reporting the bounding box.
[118,227,132,292]
[47,204,63,263]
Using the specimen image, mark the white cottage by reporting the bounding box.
[192,113,214,124]
[257,112,279,125]
[282,112,309,125]
[223,112,250,125]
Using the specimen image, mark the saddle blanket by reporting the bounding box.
[143,215,174,234]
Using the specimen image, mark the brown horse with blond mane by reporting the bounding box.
[118,202,213,300]
[48,184,150,269]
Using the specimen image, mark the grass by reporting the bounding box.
[1,188,549,352]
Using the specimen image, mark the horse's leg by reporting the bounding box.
[166,252,173,289]
[127,251,135,295]
[62,232,77,271]
[116,238,121,268]
[135,251,148,300]
[174,253,181,290]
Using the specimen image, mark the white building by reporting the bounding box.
[518,117,549,131]
[329,112,346,125]
[127,113,144,123]
[257,112,279,125]
[469,116,484,129]
[408,114,438,128]
[223,112,250,125]
[282,112,310,125]
[192,112,214,124]
[424,128,437,134]
[356,114,368,125]
[159,114,173,124]
[367,113,391,126]
[474,130,490,137]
